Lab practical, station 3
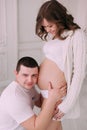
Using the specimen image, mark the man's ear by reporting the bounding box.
[14,70,18,76]
[36,76,39,84]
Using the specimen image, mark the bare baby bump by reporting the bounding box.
[38,58,66,90]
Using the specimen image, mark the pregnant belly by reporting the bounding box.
[38,58,66,89]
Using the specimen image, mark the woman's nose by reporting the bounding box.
[46,27,51,33]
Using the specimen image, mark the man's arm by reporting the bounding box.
[21,98,57,130]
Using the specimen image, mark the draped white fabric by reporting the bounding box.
[0,0,6,46]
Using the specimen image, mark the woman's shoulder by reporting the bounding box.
[64,29,86,38]
[71,29,87,49]
[73,29,86,38]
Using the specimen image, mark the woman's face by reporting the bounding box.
[42,18,58,38]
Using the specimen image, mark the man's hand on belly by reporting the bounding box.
[53,100,62,117]
[58,83,67,98]
[53,110,65,120]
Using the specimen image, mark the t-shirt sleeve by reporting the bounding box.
[6,97,35,124]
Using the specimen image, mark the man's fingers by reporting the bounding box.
[48,81,53,91]
[60,86,67,94]
[56,100,63,106]
[60,83,67,88]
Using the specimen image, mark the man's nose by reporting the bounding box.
[28,76,32,82]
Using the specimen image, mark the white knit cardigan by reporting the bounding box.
[58,29,87,119]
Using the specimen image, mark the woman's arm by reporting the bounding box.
[58,29,87,115]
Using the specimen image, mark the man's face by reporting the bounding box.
[15,65,39,89]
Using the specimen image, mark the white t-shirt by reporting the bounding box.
[0,81,39,130]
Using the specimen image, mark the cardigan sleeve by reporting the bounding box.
[58,29,87,113]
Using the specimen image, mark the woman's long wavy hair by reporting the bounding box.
[36,0,80,40]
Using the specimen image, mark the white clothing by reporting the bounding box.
[43,39,65,71]
[0,81,39,130]
[40,90,48,98]
[42,29,87,119]
[43,30,75,72]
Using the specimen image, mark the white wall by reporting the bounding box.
[58,0,87,31]
[17,0,44,64]
[0,0,18,87]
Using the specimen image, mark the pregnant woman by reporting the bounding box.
[35,0,87,130]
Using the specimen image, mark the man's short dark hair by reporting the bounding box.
[16,56,39,72]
